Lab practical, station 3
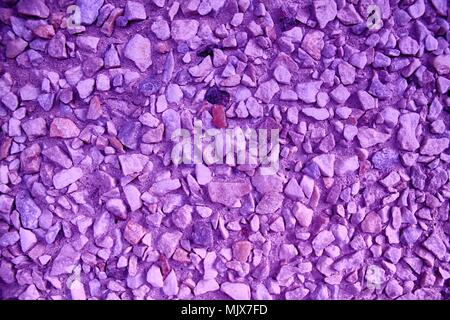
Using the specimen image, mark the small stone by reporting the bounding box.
[162,109,181,140]
[302,107,329,120]
[337,4,363,25]
[124,220,146,245]
[48,32,67,59]
[50,118,80,138]
[125,1,147,21]
[357,90,376,110]
[398,36,419,55]
[195,164,212,185]
[172,205,193,229]
[246,97,263,118]
[293,202,313,227]
[53,167,83,189]
[330,84,350,104]
[104,45,121,68]
[70,280,86,300]
[338,62,356,85]
[151,19,170,40]
[273,65,291,84]
[6,38,28,59]
[335,156,359,176]
[22,118,47,138]
[208,180,252,207]
[20,143,41,174]
[124,34,152,72]
[171,20,199,41]
[407,0,425,19]
[380,171,401,188]
[371,148,398,170]
[312,154,335,177]
[17,0,49,18]
[420,138,449,156]
[254,79,279,104]
[16,191,41,229]
[105,198,127,220]
[142,124,164,143]
[118,153,149,176]
[19,84,39,101]
[191,221,213,247]
[76,78,95,99]
[19,228,37,252]
[37,93,55,111]
[385,279,403,298]
[147,265,164,288]
[1,92,18,111]
[194,279,220,296]
[76,36,100,53]
[301,30,324,60]
[357,127,391,148]
[150,179,181,195]
[432,55,450,75]
[77,0,104,25]
[398,113,420,151]
[232,241,252,262]
[166,83,183,103]
[163,270,178,296]
[312,230,335,251]
[118,121,141,150]
[296,81,322,104]
[82,57,104,77]
[123,184,142,212]
[361,212,382,234]
[313,0,337,29]
[158,231,182,257]
[221,282,250,300]
[256,192,284,214]
[422,232,446,260]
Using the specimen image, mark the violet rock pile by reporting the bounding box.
[0,0,449,300]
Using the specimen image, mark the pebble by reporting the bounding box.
[361,212,382,234]
[124,34,152,72]
[296,81,322,104]
[254,79,280,104]
[125,1,147,21]
[53,167,83,189]
[335,156,359,176]
[50,118,80,138]
[220,282,250,300]
[171,20,199,41]
[293,202,313,227]
[158,231,182,257]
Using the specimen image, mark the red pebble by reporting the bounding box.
[212,105,227,128]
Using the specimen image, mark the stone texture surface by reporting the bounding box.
[0,0,448,302]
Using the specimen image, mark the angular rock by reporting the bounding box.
[357,127,391,148]
[124,34,152,72]
[50,118,80,139]
[16,191,41,229]
[53,167,83,189]
[313,0,337,29]
[171,19,199,41]
[220,282,250,300]
[208,180,252,207]
[256,192,284,214]
[158,231,182,257]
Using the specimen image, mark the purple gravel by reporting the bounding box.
[0,0,449,300]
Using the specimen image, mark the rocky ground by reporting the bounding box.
[0,0,449,300]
